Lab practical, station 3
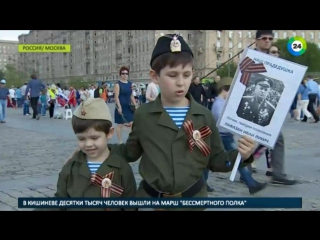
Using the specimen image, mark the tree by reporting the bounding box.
[274,39,320,72]
[3,64,24,87]
[216,62,238,78]
[68,77,95,89]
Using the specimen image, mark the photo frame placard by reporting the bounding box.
[217,48,308,149]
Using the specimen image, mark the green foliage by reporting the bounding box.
[201,78,213,84]
[68,77,95,89]
[274,39,320,72]
[0,69,5,80]
[216,62,238,78]
[3,64,24,87]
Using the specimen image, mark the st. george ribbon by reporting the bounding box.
[229,56,267,182]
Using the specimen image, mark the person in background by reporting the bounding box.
[88,85,95,98]
[252,32,296,185]
[79,86,89,103]
[114,66,136,143]
[37,96,42,115]
[48,84,57,118]
[302,75,319,123]
[145,80,160,103]
[296,79,312,122]
[63,86,70,98]
[211,77,266,194]
[0,79,13,123]
[20,82,27,102]
[68,87,77,110]
[99,82,108,103]
[290,94,299,119]
[40,90,48,116]
[139,88,146,104]
[206,75,220,110]
[15,87,22,108]
[9,85,16,107]
[133,88,138,104]
[23,90,31,116]
[76,88,81,105]
[25,74,46,120]
[188,76,206,104]
[56,83,63,94]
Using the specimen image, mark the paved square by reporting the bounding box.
[0,105,319,211]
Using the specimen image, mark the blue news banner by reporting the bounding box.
[18,197,302,209]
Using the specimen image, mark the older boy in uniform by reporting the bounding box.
[124,34,256,204]
[50,98,137,211]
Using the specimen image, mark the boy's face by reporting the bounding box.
[150,63,193,105]
[76,127,114,160]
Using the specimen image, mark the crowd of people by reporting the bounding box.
[0,30,313,211]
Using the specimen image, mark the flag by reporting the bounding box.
[56,93,69,107]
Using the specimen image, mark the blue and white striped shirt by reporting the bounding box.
[164,107,189,128]
[87,162,102,173]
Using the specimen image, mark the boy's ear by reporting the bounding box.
[107,127,114,140]
[149,70,159,84]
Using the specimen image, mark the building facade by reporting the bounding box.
[0,40,19,70]
[17,30,320,83]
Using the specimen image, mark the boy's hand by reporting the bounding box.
[237,135,255,160]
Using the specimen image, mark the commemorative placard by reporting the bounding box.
[216,48,308,181]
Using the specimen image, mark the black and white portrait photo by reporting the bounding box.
[236,73,285,127]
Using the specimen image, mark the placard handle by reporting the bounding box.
[229,153,242,181]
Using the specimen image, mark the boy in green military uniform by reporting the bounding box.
[48,98,137,211]
[123,34,256,201]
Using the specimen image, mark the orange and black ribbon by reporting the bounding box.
[183,120,212,157]
[239,57,267,86]
[91,172,124,211]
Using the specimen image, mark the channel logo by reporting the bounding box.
[18,44,71,53]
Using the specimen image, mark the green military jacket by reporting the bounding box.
[124,93,253,200]
[39,145,137,211]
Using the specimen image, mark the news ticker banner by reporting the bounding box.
[18,197,302,209]
[18,44,71,53]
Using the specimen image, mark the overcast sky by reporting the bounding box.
[0,30,30,41]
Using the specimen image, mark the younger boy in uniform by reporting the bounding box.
[50,98,137,211]
[123,34,256,203]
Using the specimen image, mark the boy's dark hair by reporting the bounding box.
[151,52,194,76]
[31,74,37,79]
[72,116,112,135]
[218,85,230,94]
